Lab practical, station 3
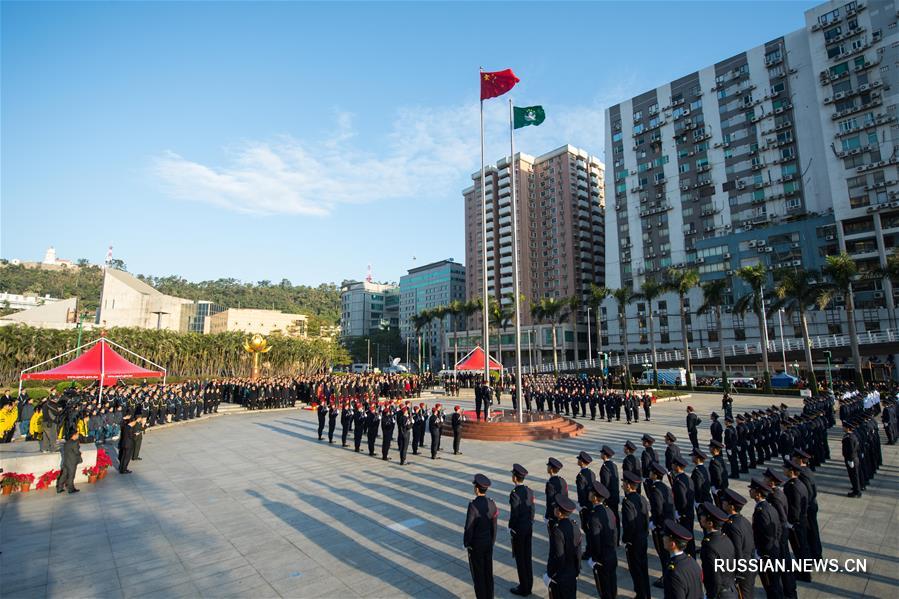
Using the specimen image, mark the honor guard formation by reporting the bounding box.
[522,375,655,422]
[459,379,897,599]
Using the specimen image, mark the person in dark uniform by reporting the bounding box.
[599,445,620,544]
[671,455,696,557]
[842,421,862,497]
[411,404,423,455]
[648,462,675,588]
[365,406,380,456]
[662,519,703,599]
[545,495,582,599]
[710,412,723,444]
[793,449,822,559]
[117,415,135,474]
[623,440,641,487]
[575,451,596,541]
[545,457,567,528]
[317,401,329,441]
[724,418,740,479]
[721,489,755,599]
[381,405,395,460]
[340,402,353,447]
[353,404,366,453]
[709,440,729,504]
[428,407,442,459]
[131,416,144,460]
[585,481,617,599]
[57,429,83,494]
[327,400,339,443]
[509,464,535,597]
[698,502,737,599]
[475,383,485,421]
[398,406,412,465]
[686,406,702,450]
[736,415,750,474]
[621,471,651,599]
[640,434,658,475]
[664,432,682,472]
[749,478,785,599]
[782,458,811,582]
[452,406,465,455]
[762,468,798,598]
[690,449,712,505]
[464,473,498,599]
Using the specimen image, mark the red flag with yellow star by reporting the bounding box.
[480,69,519,100]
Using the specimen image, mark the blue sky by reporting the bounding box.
[2,1,818,287]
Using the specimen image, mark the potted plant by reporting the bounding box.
[17,473,35,492]
[35,470,60,491]
[96,448,112,479]
[1,473,19,495]
[82,465,100,484]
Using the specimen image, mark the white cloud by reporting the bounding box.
[151,87,637,217]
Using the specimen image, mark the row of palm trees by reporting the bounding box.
[408,250,898,389]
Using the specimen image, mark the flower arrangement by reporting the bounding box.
[82,465,101,478]
[16,473,35,492]
[1,472,20,492]
[96,448,112,470]
[35,470,61,490]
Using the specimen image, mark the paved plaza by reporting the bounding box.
[1,390,897,598]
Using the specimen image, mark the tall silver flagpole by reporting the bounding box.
[509,99,524,423]
[480,68,490,385]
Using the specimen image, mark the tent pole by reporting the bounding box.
[98,338,105,405]
[17,374,24,399]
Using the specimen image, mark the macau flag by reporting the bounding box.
[513,105,546,129]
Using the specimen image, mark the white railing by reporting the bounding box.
[516,328,899,373]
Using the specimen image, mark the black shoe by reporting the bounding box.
[68,488,80,494]
[510,587,530,596]
[133,457,142,461]
[123,470,133,474]
[57,488,65,494]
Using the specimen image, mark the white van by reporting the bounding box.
[350,363,371,374]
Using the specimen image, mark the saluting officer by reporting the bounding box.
[621,471,651,599]
[464,474,498,599]
[452,405,465,455]
[509,464,535,597]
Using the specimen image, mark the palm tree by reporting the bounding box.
[697,278,729,389]
[530,297,569,374]
[819,252,863,387]
[633,278,663,387]
[735,264,772,392]
[768,269,824,393]
[588,285,611,366]
[432,305,449,371]
[665,268,700,388]
[612,287,635,389]
[869,249,899,328]
[447,300,464,371]
[410,311,430,374]
[487,298,513,369]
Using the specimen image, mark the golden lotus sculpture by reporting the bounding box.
[243,334,272,380]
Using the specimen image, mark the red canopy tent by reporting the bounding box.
[454,346,503,371]
[19,336,166,401]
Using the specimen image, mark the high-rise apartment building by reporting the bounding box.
[399,259,466,370]
[603,0,897,363]
[339,280,400,338]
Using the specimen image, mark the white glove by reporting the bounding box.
[587,558,596,569]
[510,529,516,536]
[847,461,854,468]
[542,573,553,587]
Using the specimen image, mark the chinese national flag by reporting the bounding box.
[480,69,520,100]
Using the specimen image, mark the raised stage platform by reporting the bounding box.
[0,440,98,485]
[442,409,584,441]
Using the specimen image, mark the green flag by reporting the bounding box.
[513,105,545,129]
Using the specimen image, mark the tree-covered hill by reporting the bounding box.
[0,263,341,326]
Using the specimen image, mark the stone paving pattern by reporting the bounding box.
[1,390,896,598]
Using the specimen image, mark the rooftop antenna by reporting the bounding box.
[366,264,373,283]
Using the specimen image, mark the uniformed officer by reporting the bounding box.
[709,440,729,504]
[623,440,641,487]
[698,502,737,599]
[366,405,380,456]
[452,405,465,455]
[464,473,499,599]
[585,481,617,599]
[721,489,755,599]
[353,404,366,453]
[641,434,659,496]
[327,400,338,443]
[599,445,620,544]
[671,455,696,557]
[710,412,723,444]
[575,451,596,539]
[748,478,786,599]
[428,407,442,459]
[842,421,862,497]
[545,495,582,599]
[398,406,412,465]
[622,471,651,599]
[724,417,740,479]
[690,448,712,504]
[793,449,822,559]
[545,457,568,528]
[662,519,703,599]
[783,458,811,582]
[686,406,702,450]
[762,468,798,598]
[648,462,675,587]
[317,400,328,441]
[509,464,535,597]
[665,432,683,472]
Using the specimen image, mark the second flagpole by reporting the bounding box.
[509,99,524,423]
[479,68,490,387]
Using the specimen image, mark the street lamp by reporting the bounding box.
[777,308,788,373]
[823,350,833,387]
[791,361,800,381]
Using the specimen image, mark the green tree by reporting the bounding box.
[612,287,635,389]
[735,264,772,392]
[819,252,863,387]
[664,268,700,388]
[697,278,730,390]
[530,297,569,374]
[568,295,582,364]
[587,285,611,364]
[769,269,824,393]
[409,312,430,374]
[633,278,663,387]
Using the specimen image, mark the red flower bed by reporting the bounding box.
[35,470,61,490]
